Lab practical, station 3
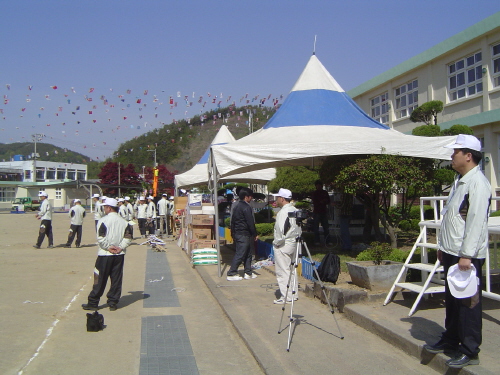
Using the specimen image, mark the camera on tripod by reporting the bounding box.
[288,209,308,221]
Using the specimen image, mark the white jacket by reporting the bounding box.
[69,204,86,225]
[146,201,156,219]
[38,199,52,220]
[438,166,491,259]
[157,198,169,216]
[96,212,132,256]
[136,203,147,219]
[273,203,300,253]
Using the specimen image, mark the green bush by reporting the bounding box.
[490,210,500,217]
[387,248,407,263]
[256,223,274,236]
[399,218,420,232]
[356,242,393,265]
[294,201,311,210]
[224,217,231,228]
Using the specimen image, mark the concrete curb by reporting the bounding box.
[343,303,497,375]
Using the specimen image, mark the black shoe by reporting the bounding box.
[446,354,479,368]
[33,245,40,249]
[81,304,98,310]
[108,304,117,311]
[423,340,458,354]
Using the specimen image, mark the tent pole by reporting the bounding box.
[210,147,222,277]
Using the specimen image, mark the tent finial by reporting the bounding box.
[313,35,317,55]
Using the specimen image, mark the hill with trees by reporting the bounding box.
[0,142,91,164]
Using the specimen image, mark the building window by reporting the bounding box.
[395,80,418,119]
[57,170,65,180]
[493,42,500,88]
[55,188,62,200]
[67,171,76,180]
[0,187,16,202]
[46,169,56,179]
[24,170,31,181]
[77,171,86,180]
[448,52,482,101]
[370,92,389,124]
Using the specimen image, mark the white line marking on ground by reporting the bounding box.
[17,276,92,375]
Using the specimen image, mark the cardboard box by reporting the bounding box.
[191,214,214,226]
[174,196,188,210]
[191,227,212,240]
[188,239,217,253]
[188,193,202,207]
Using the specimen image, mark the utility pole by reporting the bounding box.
[118,162,121,197]
[31,133,44,182]
[147,149,157,167]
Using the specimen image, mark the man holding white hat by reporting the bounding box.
[33,191,54,249]
[272,188,300,304]
[424,134,490,369]
[64,199,86,248]
[82,197,132,311]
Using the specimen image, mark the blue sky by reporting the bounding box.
[1,1,499,161]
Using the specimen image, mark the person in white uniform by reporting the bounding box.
[272,188,300,304]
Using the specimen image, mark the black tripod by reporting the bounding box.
[277,224,344,351]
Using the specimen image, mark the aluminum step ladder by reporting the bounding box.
[384,197,447,316]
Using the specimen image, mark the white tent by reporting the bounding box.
[211,54,455,177]
[174,125,275,190]
[209,54,456,276]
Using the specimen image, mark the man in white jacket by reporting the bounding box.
[64,199,86,248]
[157,193,169,235]
[82,198,132,311]
[146,196,157,235]
[272,188,300,304]
[33,191,54,249]
[424,135,491,369]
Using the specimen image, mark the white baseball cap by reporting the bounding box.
[124,196,131,201]
[162,193,168,196]
[445,134,482,152]
[39,191,48,197]
[272,188,292,199]
[74,198,81,203]
[103,198,118,207]
[447,264,478,298]
[169,196,174,200]
[147,195,154,200]
[139,196,146,200]
[118,198,125,202]
[92,193,100,198]
[101,196,107,200]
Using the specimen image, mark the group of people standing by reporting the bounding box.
[33,192,175,250]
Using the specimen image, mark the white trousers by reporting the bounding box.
[274,243,297,300]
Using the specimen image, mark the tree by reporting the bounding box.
[268,166,319,196]
[334,155,434,247]
[98,162,140,196]
[410,100,444,125]
[440,124,473,136]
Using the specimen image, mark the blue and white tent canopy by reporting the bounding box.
[174,125,275,189]
[211,54,455,177]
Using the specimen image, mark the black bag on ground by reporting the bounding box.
[316,253,341,284]
[86,311,105,332]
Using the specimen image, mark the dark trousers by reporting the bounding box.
[138,218,147,235]
[36,219,53,247]
[313,212,330,243]
[339,215,352,251]
[228,234,253,276]
[66,224,82,246]
[87,255,125,307]
[441,251,484,357]
[146,219,155,235]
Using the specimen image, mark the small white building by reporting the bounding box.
[0,159,88,210]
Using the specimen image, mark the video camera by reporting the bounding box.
[288,209,309,221]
